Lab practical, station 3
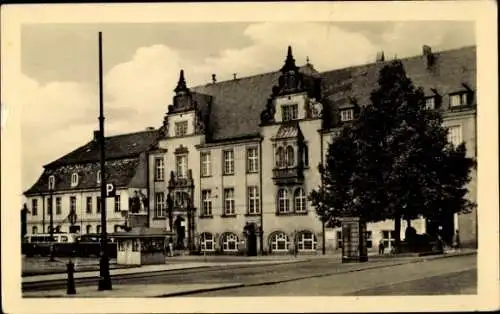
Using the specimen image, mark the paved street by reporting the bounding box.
[190,254,476,296]
[23,252,476,297]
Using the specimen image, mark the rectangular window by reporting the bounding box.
[96,196,101,214]
[223,188,235,216]
[425,96,435,110]
[175,121,188,137]
[86,197,92,214]
[282,104,298,121]
[155,192,166,218]
[336,231,342,249]
[55,197,62,215]
[70,196,76,213]
[246,147,259,173]
[223,150,235,175]
[447,125,463,147]
[450,93,468,107]
[154,158,165,181]
[176,155,188,178]
[247,186,260,214]
[47,198,53,216]
[382,230,396,249]
[31,199,38,216]
[365,231,373,249]
[340,109,354,122]
[200,152,211,177]
[114,195,121,212]
[201,190,212,216]
[96,225,101,234]
[302,143,309,168]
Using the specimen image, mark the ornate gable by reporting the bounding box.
[261,46,323,125]
[160,70,211,138]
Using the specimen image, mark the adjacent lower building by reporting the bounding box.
[24,44,477,255]
[24,130,157,235]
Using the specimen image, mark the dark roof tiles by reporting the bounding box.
[192,46,475,141]
[25,158,141,195]
[46,129,159,168]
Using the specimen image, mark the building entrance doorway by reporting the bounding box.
[245,223,258,256]
[174,216,186,249]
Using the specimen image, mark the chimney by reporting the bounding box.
[376,51,385,62]
[423,45,435,67]
[93,130,100,141]
[233,73,237,80]
[212,74,217,84]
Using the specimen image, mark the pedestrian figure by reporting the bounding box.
[452,230,460,250]
[378,239,385,255]
[168,238,174,257]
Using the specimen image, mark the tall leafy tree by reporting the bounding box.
[310,60,476,250]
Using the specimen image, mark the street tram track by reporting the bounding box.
[22,260,308,292]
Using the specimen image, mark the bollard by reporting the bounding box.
[66,259,76,295]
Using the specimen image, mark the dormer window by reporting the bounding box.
[48,175,55,190]
[175,121,188,137]
[450,92,469,107]
[96,170,102,184]
[340,109,354,122]
[282,104,298,122]
[71,173,79,187]
[425,96,436,110]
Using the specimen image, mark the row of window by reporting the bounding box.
[47,170,102,190]
[152,186,307,218]
[338,93,473,124]
[275,144,309,169]
[199,231,317,252]
[30,224,123,235]
[154,147,259,181]
[30,195,121,216]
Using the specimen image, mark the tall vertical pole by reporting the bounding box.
[98,31,112,290]
[49,188,55,261]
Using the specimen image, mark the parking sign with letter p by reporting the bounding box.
[106,183,116,198]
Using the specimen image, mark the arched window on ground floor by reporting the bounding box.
[297,231,317,252]
[221,233,239,252]
[200,232,215,252]
[269,231,290,253]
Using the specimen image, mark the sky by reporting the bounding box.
[18,21,475,191]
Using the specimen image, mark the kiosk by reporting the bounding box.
[112,227,174,266]
[341,217,368,263]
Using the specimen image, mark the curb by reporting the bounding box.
[158,251,476,297]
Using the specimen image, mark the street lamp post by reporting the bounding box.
[48,184,55,262]
[97,31,112,291]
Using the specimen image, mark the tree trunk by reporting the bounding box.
[394,214,401,253]
[406,218,411,228]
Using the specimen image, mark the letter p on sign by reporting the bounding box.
[106,183,116,198]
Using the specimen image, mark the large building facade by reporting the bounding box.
[24,45,477,255]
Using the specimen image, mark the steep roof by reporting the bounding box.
[191,64,318,141]
[192,46,476,141]
[25,130,158,195]
[45,129,159,168]
[24,158,144,195]
[321,46,476,109]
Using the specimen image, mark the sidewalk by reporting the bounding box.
[23,249,475,298]
[22,258,308,284]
